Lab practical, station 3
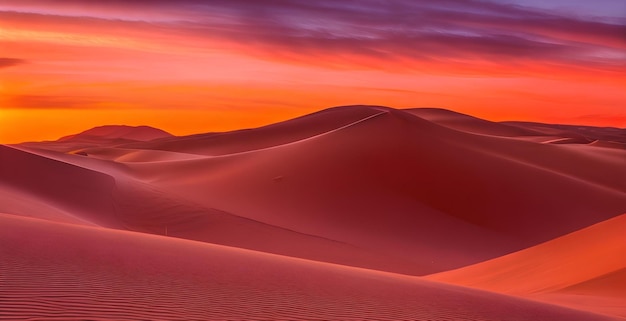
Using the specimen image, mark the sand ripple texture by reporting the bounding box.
[0,214,617,321]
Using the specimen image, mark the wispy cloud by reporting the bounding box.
[0,58,27,69]
[5,94,104,109]
[1,0,624,73]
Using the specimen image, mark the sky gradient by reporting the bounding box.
[1,0,625,143]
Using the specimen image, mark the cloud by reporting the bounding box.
[5,95,102,109]
[172,0,626,74]
[1,0,624,73]
[0,58,27,69]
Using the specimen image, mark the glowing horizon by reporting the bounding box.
[1,0,625,143]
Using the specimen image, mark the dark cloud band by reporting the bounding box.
[0,58,27,69]
[1,0,624,71]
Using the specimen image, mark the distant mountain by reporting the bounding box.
[59,125,173,142]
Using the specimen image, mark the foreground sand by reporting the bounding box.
[1,213,620,321]
[1,106,624,320]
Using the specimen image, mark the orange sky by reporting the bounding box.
[0,1,625,143]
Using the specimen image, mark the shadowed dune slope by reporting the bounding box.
[117,107,625,271]
[1,145,434,275]
[0,213,619,321]
[0,145,121,228]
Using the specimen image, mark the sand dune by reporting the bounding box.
[503,121,626,147]
[588,140,626,150]
[405,107,542,137]
[428,214,626,293]
[427,214,626,317]
[3,145,430,275]
[115,106,625,273]
[409,108,626,149]
[537,269,626,318]
[7,106,626,276]
[2,105,624,319]
[120,105,387,156]
[0,213,618,321]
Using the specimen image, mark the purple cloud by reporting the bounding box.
[2,0,624,71]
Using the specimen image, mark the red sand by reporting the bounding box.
[0,213,619,321]
[428,214,626,318]
[1,105,625,320]
[428,214,626,292]
[111,106,626,273]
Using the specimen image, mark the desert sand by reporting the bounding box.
[1,106,625,320]
[0,213,620,321]
[428,214,626,317]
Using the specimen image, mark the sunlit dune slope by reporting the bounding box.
[428,214,626,294]
[0,213,618,321]
[536,268,626,318]
[427,214,626,317]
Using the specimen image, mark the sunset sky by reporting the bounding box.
[1,0,624,143]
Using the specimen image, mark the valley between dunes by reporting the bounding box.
[1,106,625,320]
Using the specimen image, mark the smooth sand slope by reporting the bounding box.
[428,214,626,293]
[428,214,626,317]
[0,145,120,227]
[1,144,421,275]
[0,213,619,321]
